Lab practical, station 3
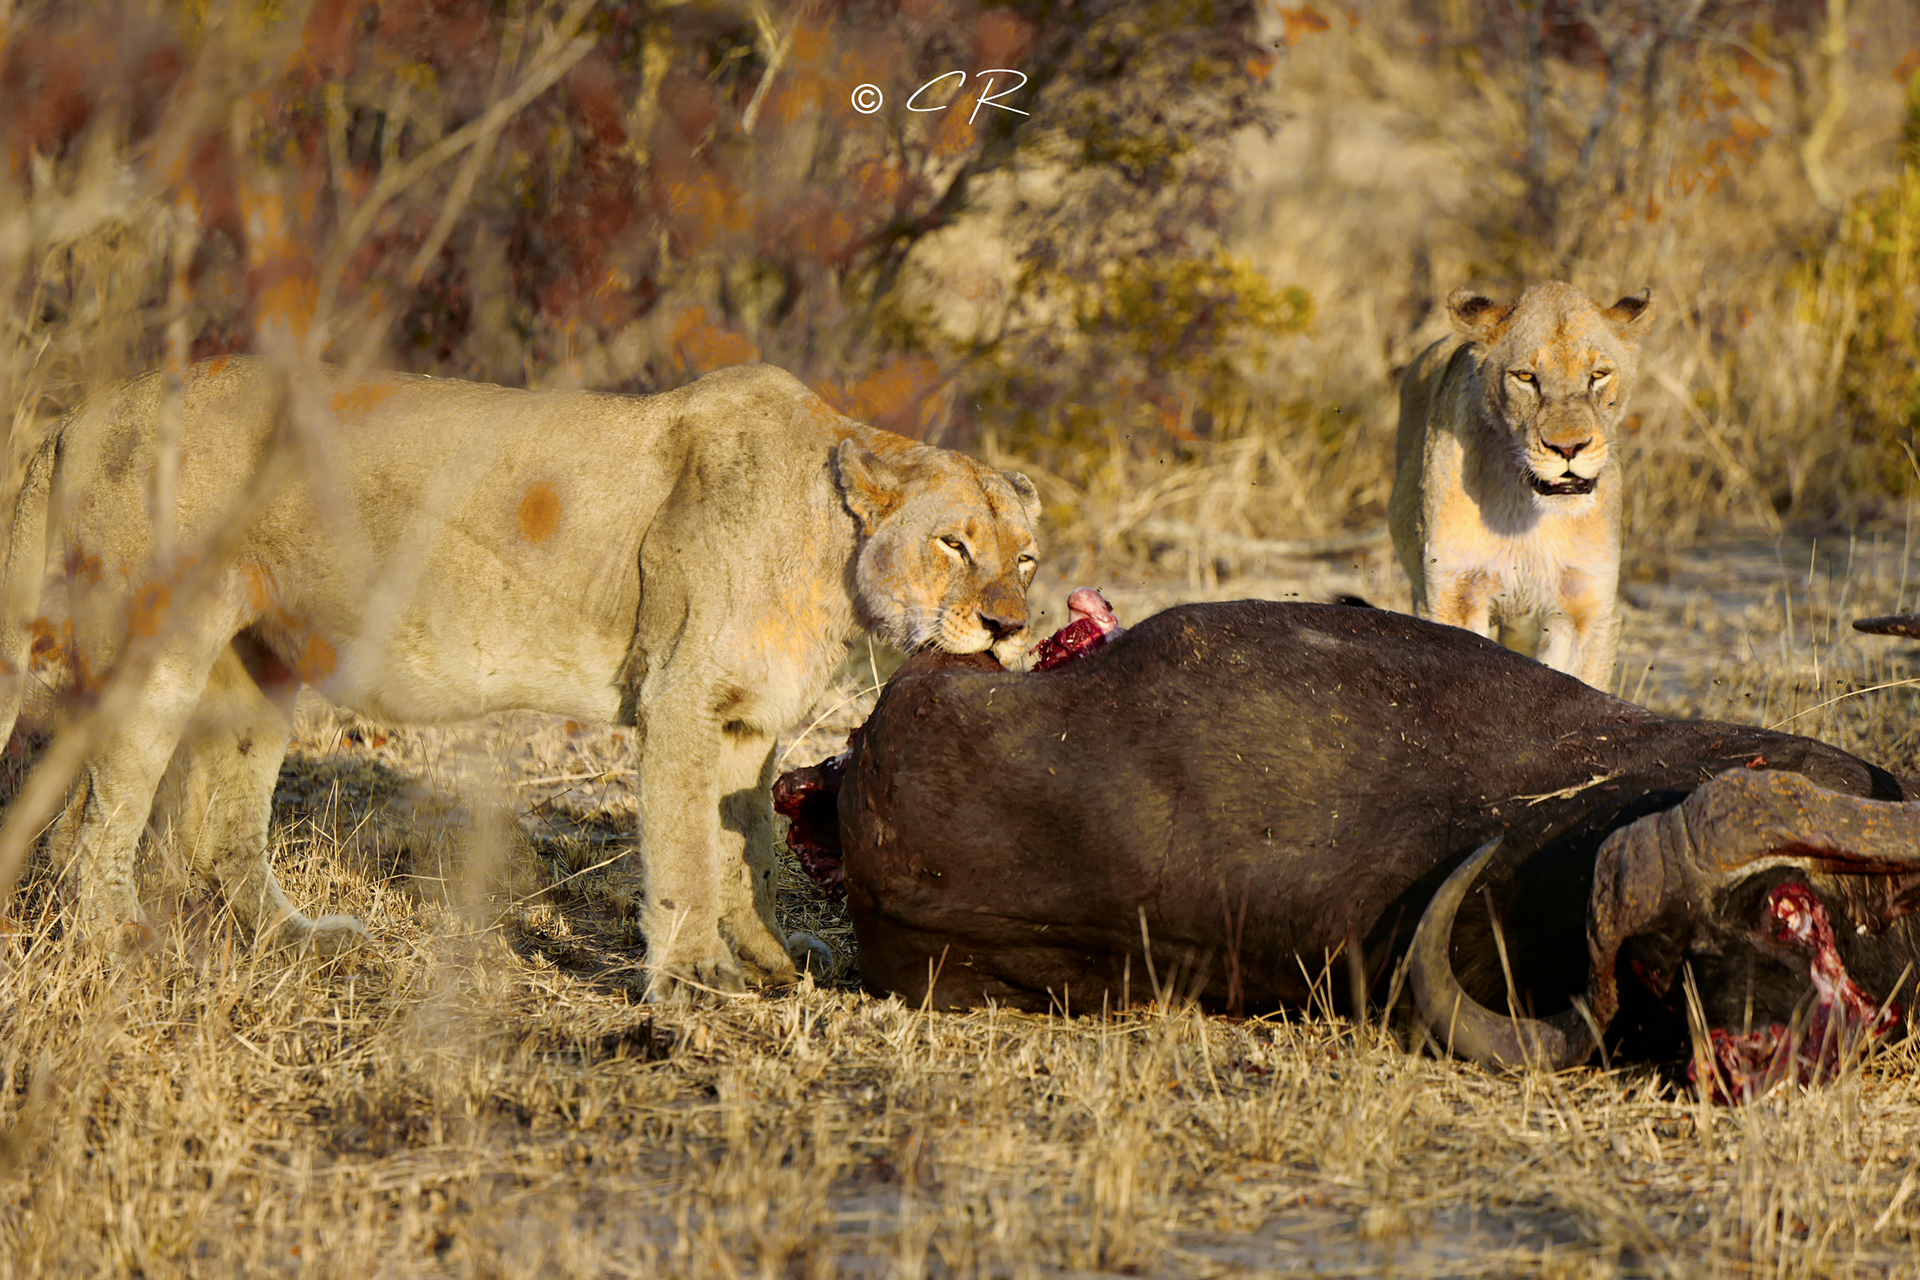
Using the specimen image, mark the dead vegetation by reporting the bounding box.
[0,540,1915,1277]
[3,0,1920,1274]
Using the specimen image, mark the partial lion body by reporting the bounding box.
[1,358,1040,993]
[1389,283,1651,690]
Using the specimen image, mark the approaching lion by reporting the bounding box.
[1389,282,1652,689]
[0,358,1041,995]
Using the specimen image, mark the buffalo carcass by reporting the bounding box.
[838,600,1920,1091]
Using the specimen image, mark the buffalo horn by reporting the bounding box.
[1587,769,1920,1028]
[1408,838,1597,1071]
[1854,615,1920,638]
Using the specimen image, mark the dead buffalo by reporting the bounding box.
[837,600,1920,1094]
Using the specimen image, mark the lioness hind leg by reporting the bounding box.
[52,627,232,950]
[154,643,366,953]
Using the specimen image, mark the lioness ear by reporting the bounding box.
[835,439,906,533]
[1446,287,1512,344]
[1001,469,1041,527]
[1603,289,1655,341]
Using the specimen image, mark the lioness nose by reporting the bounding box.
[1546,438,1589,461]
[979,608,1026,641]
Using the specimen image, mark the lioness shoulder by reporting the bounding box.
[1388,282,1653,690]
[0,357,1041,998]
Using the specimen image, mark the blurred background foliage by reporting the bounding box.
[1,0,1917,562]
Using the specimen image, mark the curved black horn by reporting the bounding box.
[1408,838,1596,1071]
[1854,615,1920,638]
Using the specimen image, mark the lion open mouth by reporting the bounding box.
[1531,474,1596,497]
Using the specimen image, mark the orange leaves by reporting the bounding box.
[930,109,977,161]
[790,14,835,69]
[1730,48,1777,104]
[1277,5,1330,46]
[815,355,949,439]
[241,183,320,349]
[850,157,915,211]
[670,307,760,375]
[972,11,1034,67]
[125,584,172,640]
[659,171,750,255]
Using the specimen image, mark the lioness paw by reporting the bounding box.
[645,946,750,1005]
[80,914,159,957]
[786,930,837,978]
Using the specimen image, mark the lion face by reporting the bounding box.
[836,440,1041,669]
[1448,282,1654,500]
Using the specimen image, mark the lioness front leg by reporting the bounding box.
[634,691,796,999]
[1426,570,1495,640]
[716,734,805,979]
[1568,607,1622,692]
[718,736,824,978]
[154,643,366,952]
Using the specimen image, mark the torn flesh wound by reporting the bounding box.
[1029,588,1125,672]
[1691,882,1902,1104]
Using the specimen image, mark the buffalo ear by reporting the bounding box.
[1603,288,1655,342]
[835,439,906,533]
[1001,469,1041,526]
[1446,287,1512,344]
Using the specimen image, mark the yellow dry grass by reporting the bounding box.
[1,539,1916,1278]
[3,2,1920,1275]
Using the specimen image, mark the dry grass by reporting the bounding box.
[0,539,1916,1278]
[4,2,1920,1275]
[974,1,1920,563]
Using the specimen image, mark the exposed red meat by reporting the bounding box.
[772,747,850,900]
[1691,882,1902,1104]
[1029,588,1124,671]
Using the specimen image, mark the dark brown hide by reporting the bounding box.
[840,602,1908,1028]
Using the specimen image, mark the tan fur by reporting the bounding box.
[1389,282,1653,690]
[0,358,1040,995]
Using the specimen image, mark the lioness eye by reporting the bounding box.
[939,535,972,562]
[1590,369,1612,384]
[1509,370,1536,385]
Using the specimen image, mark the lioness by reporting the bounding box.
[1389,282,1652,689]
[0,358,1041,995]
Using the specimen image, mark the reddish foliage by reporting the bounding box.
[12,0,1264,414]
[1,14,185,177]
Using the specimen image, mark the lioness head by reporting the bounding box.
[835,439,1041,669]
[1448,282,1654,498]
